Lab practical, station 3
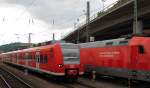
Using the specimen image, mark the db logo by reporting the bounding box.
[99,51,120,58]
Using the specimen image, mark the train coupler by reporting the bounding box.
[65,68,79,78]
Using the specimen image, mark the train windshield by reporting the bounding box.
[61,43,80,64]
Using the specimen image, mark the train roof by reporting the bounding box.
[80,38,129,48]
[0,42,77,55]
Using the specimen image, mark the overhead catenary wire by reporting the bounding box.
[15,0,37,21]
[0,0,118,44]
[1,0,108,28]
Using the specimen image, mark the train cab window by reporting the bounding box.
[138,45,145,54]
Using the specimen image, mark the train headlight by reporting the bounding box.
[58,64,63,68]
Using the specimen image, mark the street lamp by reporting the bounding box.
[76,18,80,43]
[86,1,90,42]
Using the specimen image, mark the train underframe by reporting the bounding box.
[4,61,80,81]
[84,65,150,82]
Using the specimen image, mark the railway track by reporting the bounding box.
[3,63,141,88]
[56,79,97,88]
[0,68,32,88]
[60,82,96,88]
[0,75,11,88]
[75,81,97,88]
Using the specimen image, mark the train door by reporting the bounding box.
[16,53,19,64]
[130,45,141,69]
[12,54,15,63]
[35,51,40,69]
[25,53,29,66]
[49,48,54,71]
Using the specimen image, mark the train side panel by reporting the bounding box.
[81,45,132,78]
[1,43,83,80]
[129,37,150,81]
[81,37,150,82]
[51,44,64,74]
[130,37,150,70]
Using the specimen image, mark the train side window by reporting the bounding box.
[38,55,40,62]
[106,42,113,46]
[40,55,43,63]
[30,54,32,59]
[32,54,35,61]
[43,55,48,63]
[23,54,26,60]
[25,53,29,60]
[138,45,145,54]
[28,54,32,60]
[36,54,40,62]
[50,48,54,58]
[19,54,21,59]
[34,54,36,61]
[119,41,128,45]
[15,54,17,60]
[28,54,30,59]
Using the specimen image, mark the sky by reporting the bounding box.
[0,0,118,45]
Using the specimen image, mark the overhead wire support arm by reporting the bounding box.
[133,0,138,35]
[86,1,90,42]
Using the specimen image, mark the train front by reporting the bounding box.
[60,43,84,79]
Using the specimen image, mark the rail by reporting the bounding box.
[0,75,11,88]
[0,68,32,88]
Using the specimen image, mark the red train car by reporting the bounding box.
[80,36,150,82]
[0,43,84,80]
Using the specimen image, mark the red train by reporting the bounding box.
[80,36,150,82]
[0,43,84,80]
